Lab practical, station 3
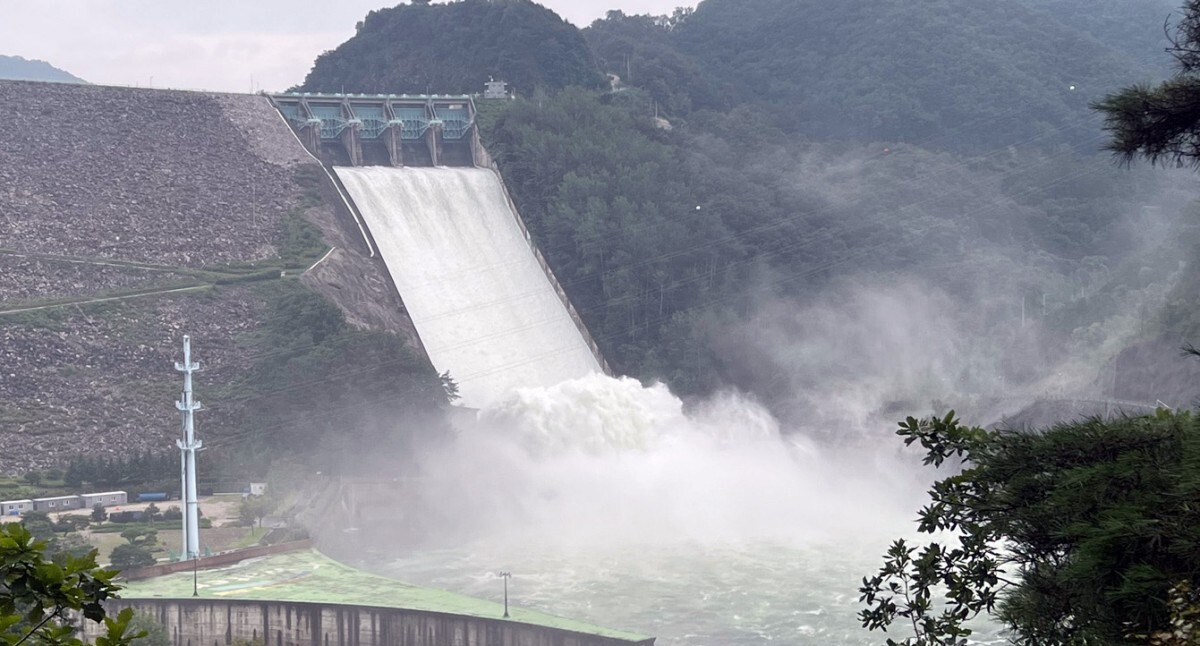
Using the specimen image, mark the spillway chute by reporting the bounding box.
[334,166,602,408]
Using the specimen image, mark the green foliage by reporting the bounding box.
[209,282,451,476]
[108,544,155,570]
[584,12,722,116]
[89,505,106,524]
[861,409,1200,645]
[485,88,747,392]
[299,0,605,96]
[66,453,175,492]
[237,497,272,528]
[588,0,1151,151]
[53,516,90,534]
[0,523,136,646]
[278,210,327,270]
[118,529,156,549]
[52,534,96,561]
[21,512,56,544]
[482,80,1178,398]
[1008,0,1177,72]
[1097,1,1200,168]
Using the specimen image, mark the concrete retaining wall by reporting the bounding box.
[84,599,654,646]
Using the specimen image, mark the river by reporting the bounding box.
[357,374,1006,645]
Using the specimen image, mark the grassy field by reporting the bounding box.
[29,494,264,565]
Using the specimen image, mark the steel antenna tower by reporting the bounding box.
[175,335,203,560]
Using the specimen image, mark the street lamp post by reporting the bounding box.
[499,571,511,618]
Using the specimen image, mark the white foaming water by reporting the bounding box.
[373,374,973,644]
[334,166,600,408]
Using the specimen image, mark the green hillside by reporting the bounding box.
[298,0,605,95]
[588,0,1158,151]
[1009,0,1179,73]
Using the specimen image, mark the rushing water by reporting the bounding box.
[376,539,947,645]
[334,166,600,408]
[357,374,1006,645]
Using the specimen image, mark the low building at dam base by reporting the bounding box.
[88,549,653,646]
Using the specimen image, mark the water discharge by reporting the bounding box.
[369,374,960,644]
[332,166,988,643]
[333,166,600,408]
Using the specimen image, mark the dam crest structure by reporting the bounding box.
[271,93,480,168]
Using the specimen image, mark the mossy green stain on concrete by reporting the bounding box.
[121,549,651,642]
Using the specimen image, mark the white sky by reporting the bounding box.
[0,0,693,93]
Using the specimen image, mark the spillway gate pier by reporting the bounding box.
[271,93,479,168]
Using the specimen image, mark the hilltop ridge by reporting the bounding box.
[0,55,85,84]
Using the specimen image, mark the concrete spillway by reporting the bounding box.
[334,166,601,408]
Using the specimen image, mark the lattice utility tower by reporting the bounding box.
[175,335,203,560]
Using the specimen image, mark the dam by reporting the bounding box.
[271,92,606,408]
[2,79,640,643]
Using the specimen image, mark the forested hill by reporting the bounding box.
[586,0,1160,151]
[297,0,1200,416]
[0,55,85,84]
[298,0,604,95]
[1009,0,1178,73]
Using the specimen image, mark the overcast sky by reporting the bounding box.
[0,0,693,93]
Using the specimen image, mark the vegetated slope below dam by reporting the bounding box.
[334,167,600,408]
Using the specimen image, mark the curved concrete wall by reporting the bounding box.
[85,599,654,646]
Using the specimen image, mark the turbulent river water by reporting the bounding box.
[359,374,1005,645]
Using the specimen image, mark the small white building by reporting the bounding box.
[32,495,83,512]
[483,79,509,100]
[1,499,33,516]
[248,483,268,497]
[80,491,128,508]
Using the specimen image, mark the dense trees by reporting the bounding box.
[481,84,1192,402]
[1099,0,1200,169]
[109,544,155,569]
[587,0,1151,151]
[299,0,604,96]
[65,453,175,491]
[0,523,137,646]
[484,88,740,392]
[860,410,1200,645]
